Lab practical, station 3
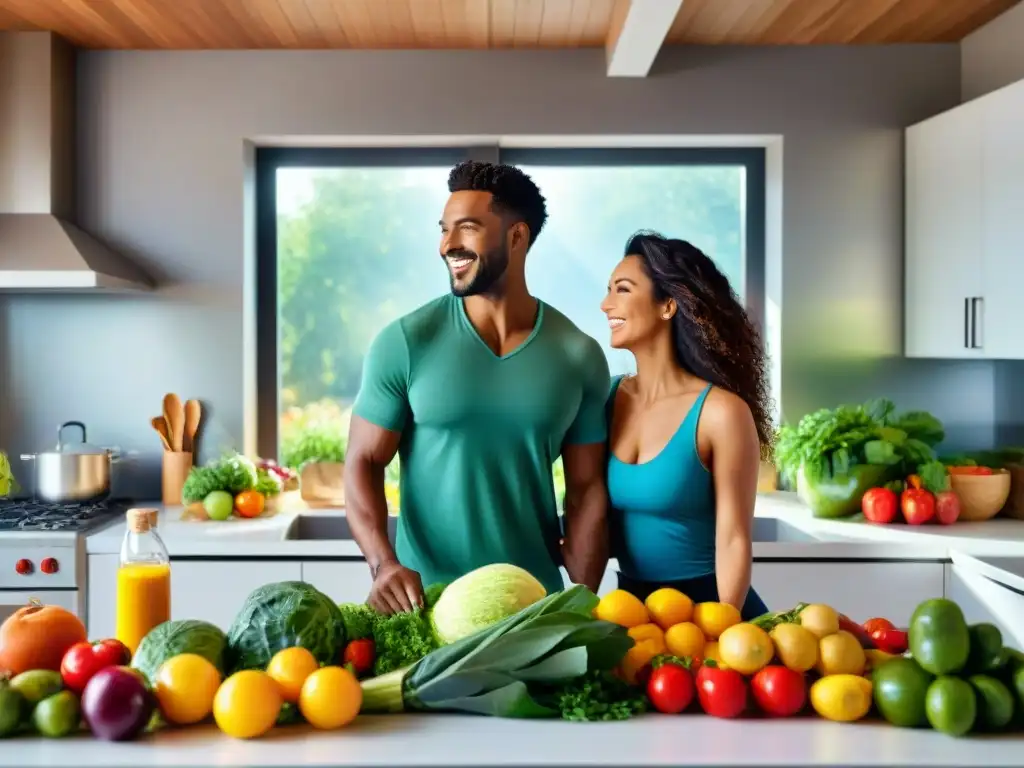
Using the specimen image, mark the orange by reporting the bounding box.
[154,653,222,725]
[644,588,694,630]
[664,622,705,660]
[266,646,321,703]
[703,641,727,668]
[692,602,742,639]
[593,590,649,628]
[213,670,282,739]
[299,666,362,729]
[234,490,266,519]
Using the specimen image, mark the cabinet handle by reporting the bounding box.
[964,298,970,348]
[970,297,984,349]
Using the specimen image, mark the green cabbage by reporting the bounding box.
[225,581,345,673]
[131,619,227,684]
[430,563,547,645]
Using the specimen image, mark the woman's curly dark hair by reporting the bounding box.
[626,231,775,460]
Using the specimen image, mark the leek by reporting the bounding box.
[359,584,634,718]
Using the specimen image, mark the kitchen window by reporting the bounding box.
[254,145,766,506]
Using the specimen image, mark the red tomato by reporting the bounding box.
[342,638,375,677]
[861,487,897,524]
[750,666,807,717]
[60,638,131,694]
[862,617,895,635]
[901,488,935,525]
[934,490,961,525]
[695,662,747,719]
[646,662,695,714]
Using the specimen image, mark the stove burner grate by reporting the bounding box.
[0,499,131,533]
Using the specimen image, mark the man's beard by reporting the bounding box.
[446,244,509,297]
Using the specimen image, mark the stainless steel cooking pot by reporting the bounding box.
[20,421,121,503]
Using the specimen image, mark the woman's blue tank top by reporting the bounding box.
[606,374,716,582]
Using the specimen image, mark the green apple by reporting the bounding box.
[203,490,233,521]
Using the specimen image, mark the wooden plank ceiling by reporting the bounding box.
[0,0,1018,50]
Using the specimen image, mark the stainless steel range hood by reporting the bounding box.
[0,32,153,292]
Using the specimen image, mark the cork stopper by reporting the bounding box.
[126,507,157,534]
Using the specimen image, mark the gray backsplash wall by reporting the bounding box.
[962,4,1024,448]
[0,44,1000,501]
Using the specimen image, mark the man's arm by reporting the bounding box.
[344,417,401,579]
[560,339,612,591]
[561,441,609,591]
[707,390,761,610]
[343,321,422,613]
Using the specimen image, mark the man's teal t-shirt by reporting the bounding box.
[352,293,610,594]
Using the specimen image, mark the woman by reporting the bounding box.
[600,231,774,620]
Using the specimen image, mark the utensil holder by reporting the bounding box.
[162,451,193,505]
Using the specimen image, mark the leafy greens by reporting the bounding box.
[775,397,944,485]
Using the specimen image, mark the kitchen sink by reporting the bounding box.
[284,513,397,542]
[751,517,819,543]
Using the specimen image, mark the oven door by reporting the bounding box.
[0,590,80,625]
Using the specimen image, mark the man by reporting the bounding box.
[343,160,611,614]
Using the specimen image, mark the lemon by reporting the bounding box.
[644,588,693,630]
[693,602,741,639]
[594,589,650,628]
[798,603,840,639]
[299,666,362,729]
[718,622,774,675]
[770,622,819,673]
[267,646,321,703]
[664,622,705,660]
[154,653,222,725]
[810,674,873,722]
[213,670,282,739]
[816,630,866,676]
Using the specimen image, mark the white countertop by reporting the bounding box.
[5,715,1024,766]
[85,492,1024,561]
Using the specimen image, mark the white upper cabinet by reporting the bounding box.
[905,79,1024,360]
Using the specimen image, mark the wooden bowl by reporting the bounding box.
[949,469,1012,521]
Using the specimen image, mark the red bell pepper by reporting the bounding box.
[838,614,876,649]
[870,627,908,655]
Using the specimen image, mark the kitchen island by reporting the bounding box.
[79,492,1024,644]
[6,714,1024,767]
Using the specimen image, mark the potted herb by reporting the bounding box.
[281,423,347,507]
[775,398,945,519]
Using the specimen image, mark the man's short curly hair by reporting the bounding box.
[447,161,548,247]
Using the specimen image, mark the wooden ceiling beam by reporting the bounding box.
[605,0,686,77]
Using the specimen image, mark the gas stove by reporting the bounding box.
[0,498,130,533]
[0,499,132,628]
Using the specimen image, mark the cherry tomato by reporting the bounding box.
[342,639,375,677]
[695,662,748,719]
[862,617,895,636]
[60,638,131,694]
[750,665,807,717]
[646,661,695,714]
[234,490,266,519]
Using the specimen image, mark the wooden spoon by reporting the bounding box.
[163,393,184,452]
[150,416,172,451]
[184,399,202,454]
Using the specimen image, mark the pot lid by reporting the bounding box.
[53,421,106,454]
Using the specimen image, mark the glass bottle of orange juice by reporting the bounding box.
[116,507,171,655]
